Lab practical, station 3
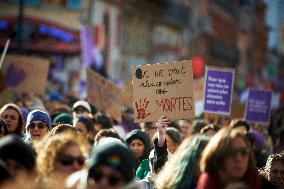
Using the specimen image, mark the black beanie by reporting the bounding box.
[88,141,135,183]
[0,135,35,171]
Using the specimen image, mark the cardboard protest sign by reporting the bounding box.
[1,55,49,95]
[121,80,133,108]
[132,60,195,123]
[87,69,122,122]
[203,67,234,115]
[245,89,272,125]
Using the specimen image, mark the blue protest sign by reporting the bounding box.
[245,89,272,125]
[203,67,234,115]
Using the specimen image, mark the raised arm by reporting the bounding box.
[156,115,170,147]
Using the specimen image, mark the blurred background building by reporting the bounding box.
[0,0,283,102]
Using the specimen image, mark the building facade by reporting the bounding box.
[0,0,270,95]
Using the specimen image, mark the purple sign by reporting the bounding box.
[245,89,272,124]
[80,26,93,68]
[203,68,234,115]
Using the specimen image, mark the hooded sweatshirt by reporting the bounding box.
[126,129,152,170]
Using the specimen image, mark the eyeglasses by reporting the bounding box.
[227,147,250,157]
[92,171,123,186]
[58,155,85,166]
[28,122,47,130]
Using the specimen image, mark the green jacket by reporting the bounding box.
[136,159,150,179]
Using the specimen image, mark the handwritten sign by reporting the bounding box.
[1,55,49,95]
[132,60,194,123]
[87,69,122,122]
[203,67,234,115]
[245,89,272,125]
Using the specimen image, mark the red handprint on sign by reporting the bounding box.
[135,98,151,119]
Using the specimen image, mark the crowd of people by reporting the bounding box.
[0,93,283,189]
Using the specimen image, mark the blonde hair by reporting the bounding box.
[155,135,209,189]
[35,132,89,177]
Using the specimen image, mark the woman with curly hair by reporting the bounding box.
[0,103,24,137]
[260,152,284,189]
[35,132,89,189]
[94,128,123,145]
[50,124,77,136]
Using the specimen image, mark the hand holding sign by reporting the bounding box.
[156,115,169,147]
[156,115,169,134]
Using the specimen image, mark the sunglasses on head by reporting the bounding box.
[92,171,123,186]
[227,147,250,157]
[58,155,85,166]
[28,122,47,129]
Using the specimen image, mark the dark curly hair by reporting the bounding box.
[259,152,284,179]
